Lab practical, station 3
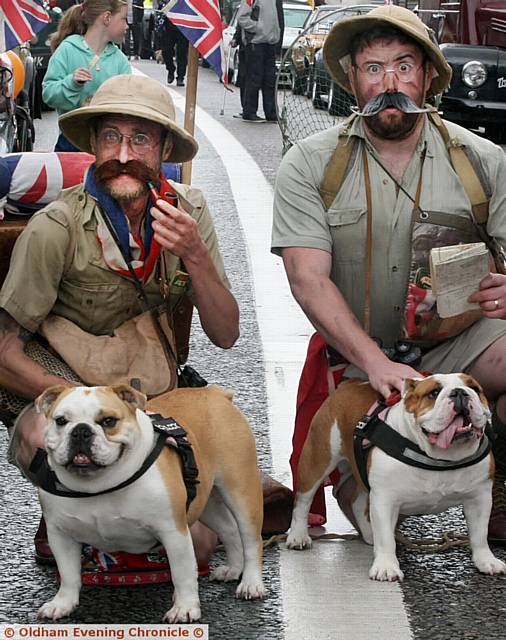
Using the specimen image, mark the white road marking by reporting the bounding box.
[159,81,412,640]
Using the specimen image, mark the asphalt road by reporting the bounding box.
[2,60,506,640]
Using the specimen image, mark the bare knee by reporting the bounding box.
[12,407,45,473]
[190,521,217,567]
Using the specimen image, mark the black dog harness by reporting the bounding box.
[353,401,493,491]
[29,414,199,510]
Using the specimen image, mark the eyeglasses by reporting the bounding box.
[354,61,423,84]
[97,128,158,154]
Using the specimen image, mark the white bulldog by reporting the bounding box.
[287,373,506,581]
[35,384,265,622]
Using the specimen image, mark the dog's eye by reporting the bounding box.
[427,388,441,399]
[470,386,481,395]
[55,416,68,427]
[99,417,118,429]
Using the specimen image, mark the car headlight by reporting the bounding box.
[462,60,487,88]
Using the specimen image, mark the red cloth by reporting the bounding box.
[290,333,347,525]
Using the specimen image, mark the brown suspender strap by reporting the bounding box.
[363,150,373,335]
[318,116,357,209]
[428,111,489,224]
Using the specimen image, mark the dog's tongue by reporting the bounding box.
[428,416,465,449]
[73,453,92,465]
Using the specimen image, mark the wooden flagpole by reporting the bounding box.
[181,44,199,185]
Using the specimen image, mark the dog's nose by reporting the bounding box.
[449,388,469,414]
[71,423,93,444]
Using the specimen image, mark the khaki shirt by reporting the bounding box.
[0,182,230,335]
[272,116,506,349]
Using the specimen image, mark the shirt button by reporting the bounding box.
[394,305,401,311]
[86,298,93,306]
[78,195,84,201]
[392,265,398,272]
[382,179,389,185]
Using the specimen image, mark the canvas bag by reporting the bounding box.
[40,305,177,397]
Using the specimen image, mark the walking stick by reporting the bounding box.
[220,44,233,116]
[181,44,199,185]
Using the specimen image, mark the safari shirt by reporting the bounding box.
[0,182,230,335]
[272,115,506,371]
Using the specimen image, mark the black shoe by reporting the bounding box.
[176,79,185,87]
[265,116,278,122]
[242,115,266,123]
[167,72,174,84]
[232,112,243,119]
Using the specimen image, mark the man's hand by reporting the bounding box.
[150,198,206,264]
[468,273,506,318]
[365,358,421,399]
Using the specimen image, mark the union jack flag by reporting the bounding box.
[0,0,49,53]
[163,0,226,82]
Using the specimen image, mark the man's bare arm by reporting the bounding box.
[0,310,75,400]
[282,247,420,397]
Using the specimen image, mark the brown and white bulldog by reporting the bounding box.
[35,384,265,622]
[287,373,506,581]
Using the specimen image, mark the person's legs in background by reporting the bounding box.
[175,30,188,87]
[242,44,264,122]
[161,30,177,84]
[261,43,277,121]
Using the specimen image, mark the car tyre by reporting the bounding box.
[291,69,305,95]
[311,76,325,110]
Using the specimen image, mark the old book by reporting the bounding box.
[429,242,490,318]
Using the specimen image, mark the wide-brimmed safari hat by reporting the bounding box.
[323,5,452,97]
[59,74,198,162]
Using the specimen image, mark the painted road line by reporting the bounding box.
[167,86,412,640]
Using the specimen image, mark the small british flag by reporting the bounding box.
[163,0,226,82]
[0,0,49,53]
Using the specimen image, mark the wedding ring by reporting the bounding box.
[494,299,500,310]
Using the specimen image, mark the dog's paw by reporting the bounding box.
[163,602,201,623]
[369,559,404,582]
[38,597,78,620]
[474,554,506,576]
[235,578,265,600]
[210,564,242,582]
[286,529,312,550]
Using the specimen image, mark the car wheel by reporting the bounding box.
[311,77,325,110]
[305,65,312,97]
[291,69,304,95]
[328,82,355,117]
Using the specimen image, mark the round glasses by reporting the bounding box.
[355,61,422,84]
[98,128,157,155]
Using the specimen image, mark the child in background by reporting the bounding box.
[43,0,131,151]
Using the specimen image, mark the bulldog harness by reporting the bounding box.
[29,414,199,510]
[353,401,493,492]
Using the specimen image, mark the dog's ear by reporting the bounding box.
[35,385,69,416]
[402,378,418,397]
[110,384,147,410]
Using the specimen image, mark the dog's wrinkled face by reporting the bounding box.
[36,385,146,477]
[402,373,490,451]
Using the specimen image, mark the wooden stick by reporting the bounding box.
[181,44,199,185]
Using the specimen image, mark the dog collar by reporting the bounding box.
[353,401,492,491]
[29,415,199,510]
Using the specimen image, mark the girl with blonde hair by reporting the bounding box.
[43,0,131,151]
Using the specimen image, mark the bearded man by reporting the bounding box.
[0,74,239,567]
[272,6,506,542]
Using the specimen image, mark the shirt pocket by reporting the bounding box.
[57,280,135,334]
[326,208,367,263]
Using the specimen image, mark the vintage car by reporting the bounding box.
[309,4,377,114]
[417,0,506,143]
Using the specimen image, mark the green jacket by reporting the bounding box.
[42,35,131,115]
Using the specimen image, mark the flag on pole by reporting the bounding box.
[163,0,226,82]
[0,0,49,53]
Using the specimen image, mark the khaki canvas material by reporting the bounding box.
[40,308,176,396]
[323,4,452,97]
[59,74,198,162]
